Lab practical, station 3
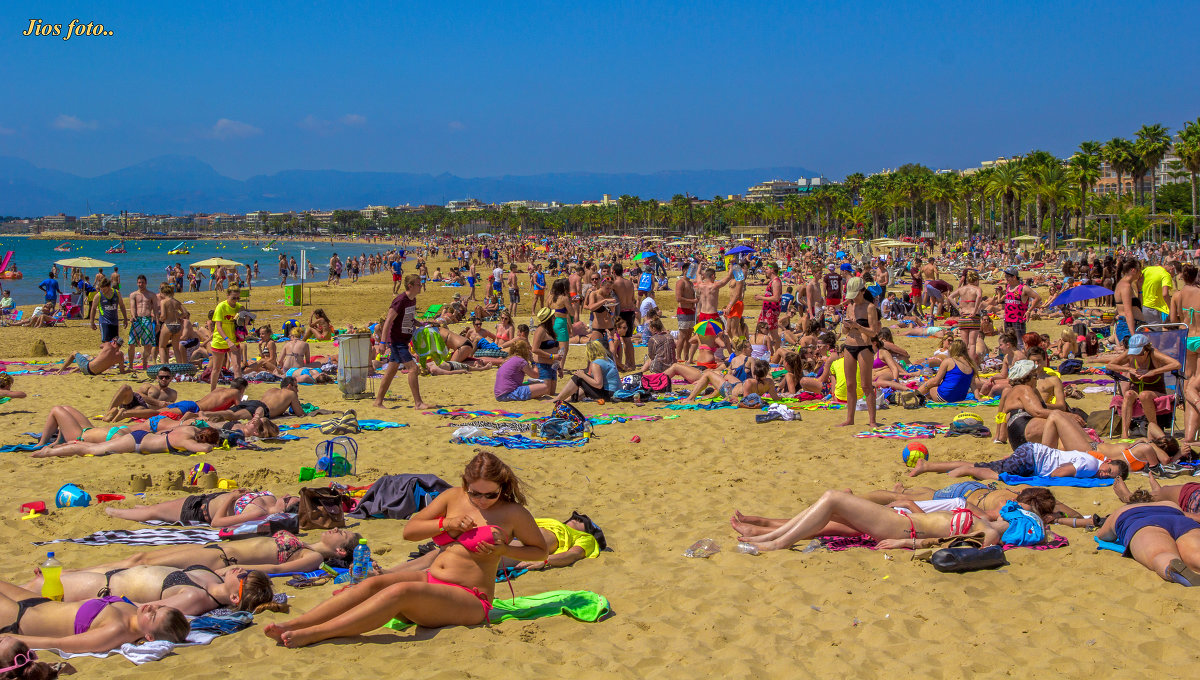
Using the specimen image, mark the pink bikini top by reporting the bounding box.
[433,525,500,553]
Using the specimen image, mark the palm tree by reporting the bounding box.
[1104,137,1136,201]
[1033,165,1070,250]
[1175,119,1200,225]
[985,164,1027,238]
[925,173,958,240]
[843,172,866,205]
[1136,124,1172,214]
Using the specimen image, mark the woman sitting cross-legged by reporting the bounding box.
[262,451,547,648]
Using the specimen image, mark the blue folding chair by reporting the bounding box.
[1107,323,1187,438]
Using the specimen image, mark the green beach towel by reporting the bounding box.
[411,326,448,364]
[383,589,609,631]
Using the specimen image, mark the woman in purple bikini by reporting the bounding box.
[0,580,189,653]
[264,450,547,648]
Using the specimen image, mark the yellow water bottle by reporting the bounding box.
[41,552,63,601]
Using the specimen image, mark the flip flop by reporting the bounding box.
[1166,558,1200,587]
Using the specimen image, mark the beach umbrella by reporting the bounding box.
[1065,237,1093,243]
[55,256,114,268]
[192,257,244,268]
[1047,285,1114,308]
[693,319,724,336]
[666,240,689,246]
[633,251,657,261]
[1011,235,1040,242]
[726,245,755,256]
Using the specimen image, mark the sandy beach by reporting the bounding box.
[1,257,1197,678]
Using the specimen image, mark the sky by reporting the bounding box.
[2,0,1199,181]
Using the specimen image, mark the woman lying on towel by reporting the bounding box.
[31,425,220,458]
[104,489,299,527]
[0,581,189,654]
[263,450,548,648]
[731,489,1002,551]
[861,483,1098,528]
[83,528,360,575]
[1096,498,1200,586]
[18,566,280,617]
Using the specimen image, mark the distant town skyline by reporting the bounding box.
[2,1,1199,183]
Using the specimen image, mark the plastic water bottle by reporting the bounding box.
[350,538,371,584]
[731,264,745,282]
[686,262,699,280]
[41,552,64,601]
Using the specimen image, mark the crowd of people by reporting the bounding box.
[4,232,1200,672]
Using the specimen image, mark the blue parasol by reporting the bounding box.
[726,245,755,256]
[1047,285,1114,307]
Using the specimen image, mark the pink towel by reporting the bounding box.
[1108,393,1175,419]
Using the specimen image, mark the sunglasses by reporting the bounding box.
[466,489,501,500]
[157,374,173,380]
[236,571,248,602]
[0,650,35,673]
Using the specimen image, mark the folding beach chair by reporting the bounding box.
[417,304,443,320]
[0,310,24,327]
[1107,323,1187,437]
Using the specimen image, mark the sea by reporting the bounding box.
[0,236,406,304]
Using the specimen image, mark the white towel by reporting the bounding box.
[40,629,219,665]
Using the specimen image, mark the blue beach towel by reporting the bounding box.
[0,442,48,452]
[1094,536,1126,554]
[999,473,1114,488]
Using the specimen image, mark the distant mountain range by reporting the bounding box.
[0,155,819,216]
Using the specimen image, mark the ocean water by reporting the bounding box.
[0,237,403,303]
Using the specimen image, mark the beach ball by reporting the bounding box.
[189,463,217,485]
[902,442,928,468]
[55,483,91,508]
[317,455,352,477]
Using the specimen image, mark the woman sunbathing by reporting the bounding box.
[1095,499,1200,586]
[0,373,26,400]
[105,489,298,527]
[732,490,1001,551]
[856,483,1095,528]
[262,450,547,648]
[19,566,278,617]
[85,528,360,575]
[32,425,220,458]
[0,581,189,654]
[1113,472,1200,517]
[1040,410,1182,473]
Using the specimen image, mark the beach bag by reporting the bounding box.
[641,373,670,392]
[1058,358,1083,375]
[550,401,590,436]
[999,500,1046,547]
[299,487,346,530]
[931,544,1007,573]
[621,373,643,390]
[536,418,576,440]
[319,409,360,435]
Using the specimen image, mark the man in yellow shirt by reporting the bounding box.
[1141,262,1176,324]
[209,285,243,390]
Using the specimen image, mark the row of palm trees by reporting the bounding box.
[265,119,1200,243]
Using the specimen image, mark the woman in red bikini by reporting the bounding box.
[264,450,547,648]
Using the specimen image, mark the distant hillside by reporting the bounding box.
[0,155,820,215]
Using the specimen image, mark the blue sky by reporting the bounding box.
[2,1,1198,180]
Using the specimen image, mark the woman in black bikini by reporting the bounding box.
[31,425,221,458]
[263,450,547,648]
[18,565,279,616]
[104,489,298,527]
[839,277,881,428]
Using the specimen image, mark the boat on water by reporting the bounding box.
[53,242,71,252]
[105,240,128,254]
[167,241,190,255]
[261,238,279,252]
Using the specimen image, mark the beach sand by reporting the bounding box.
[1,259,1196,678]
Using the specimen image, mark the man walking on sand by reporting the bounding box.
[374,274,433,410]
[127,274,159,371]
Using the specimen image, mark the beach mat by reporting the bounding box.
[384,590,609,630]
[999,473,1114,488]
